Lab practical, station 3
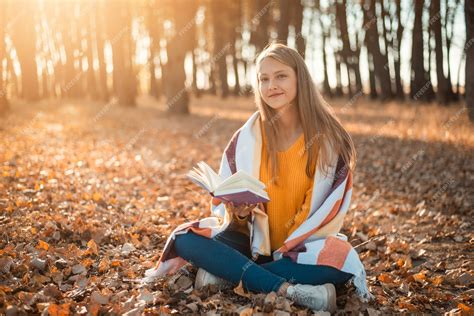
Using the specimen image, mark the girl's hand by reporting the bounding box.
[224,201,257,217]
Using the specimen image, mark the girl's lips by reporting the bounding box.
[269,93,283,98]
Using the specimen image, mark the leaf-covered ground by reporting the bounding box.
[1,96,473,315]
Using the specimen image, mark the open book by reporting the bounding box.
[187,161,270,206]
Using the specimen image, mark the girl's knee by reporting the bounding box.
[174,232,197,254]
[174,231,210,257]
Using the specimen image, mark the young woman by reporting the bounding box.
[144,43,371,312]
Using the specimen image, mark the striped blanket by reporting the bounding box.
[144,111,372,301]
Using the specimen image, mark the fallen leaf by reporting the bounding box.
[413,270,428,283]
[37,240,50,251]
[378,273,395,284]
[47,303,70,316]
[92,192,102,202]
[98,257,110,273]
[458,303,472,313]
[85,239,99,256]
[87,303,100,316]
[431,275,443,286]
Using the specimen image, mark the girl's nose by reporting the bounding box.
[268,79,277,90]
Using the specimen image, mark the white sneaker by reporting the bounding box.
[285,283,337,312]
[194,268,232,290]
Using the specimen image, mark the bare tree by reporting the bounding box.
[229,0,243,96]
[10,2,40,101]
[57,2,80,98]
[147,0,163,99]
[0,0,8,112]
[314,1,332,97]
[410,0,434,101]
[292,0,305,58]
[96,0,109,101]
[162,0,197,113]
[211,0,231,98]
[430,0,449,104]
[466,0,474,121]
[336,0,362,96]
[393,0,405,99]
[106,1,135,106]
[277,0,290,43]
[249,0,273,53]
[85,5,98,99]
[444,0,460,101]
[363,0,392,100]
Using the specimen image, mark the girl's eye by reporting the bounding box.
[260,78,268,82]
[277,74,287,79]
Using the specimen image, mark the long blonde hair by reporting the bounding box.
[254,43,356,181]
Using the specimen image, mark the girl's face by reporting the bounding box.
[257,57,297,111]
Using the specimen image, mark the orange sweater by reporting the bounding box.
[259,127,315,251]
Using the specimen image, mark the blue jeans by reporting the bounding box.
[174,230,353,293]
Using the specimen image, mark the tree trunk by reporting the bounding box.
[394,0,404,99]
[314,1,332,97]
[334,52,344,96]
[292,0,305,58]
[431,0,449,105]
[379,0,390,59]
[362,2,378,99]
[456,51,464,98]
[426,14,436,101]
[10,2,39,101]
[466,0,474,121]
[321,29,332,97]
[86,10,97,99]
[125,5,137,102]
[0,1,8,112]
[59,3,78,98]
[208,66,217,95]
[444,0,458,102]
[211,0,230,98]
[147,1,162,99]
[96,1,108,101]
[106,1,135,106]
[163,0,194,113]
[149,43,159,98]
[277,0,290,44]
[164,40,189,113]
[410,0,433,101]
[380,0,397,96]
[363,0,392,100]
[336,0,355,96]
[249,0,272,52]
[232,51,241,96]
[368,54,378,99]
[230,0,242,96]
[5,52,19,97]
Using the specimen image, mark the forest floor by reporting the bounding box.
[0,95,473,315]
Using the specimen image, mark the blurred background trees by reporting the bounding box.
[0,0,471,120]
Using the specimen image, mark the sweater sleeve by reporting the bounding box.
[287,185,313,236]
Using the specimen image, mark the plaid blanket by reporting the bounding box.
[144,111,372,301]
